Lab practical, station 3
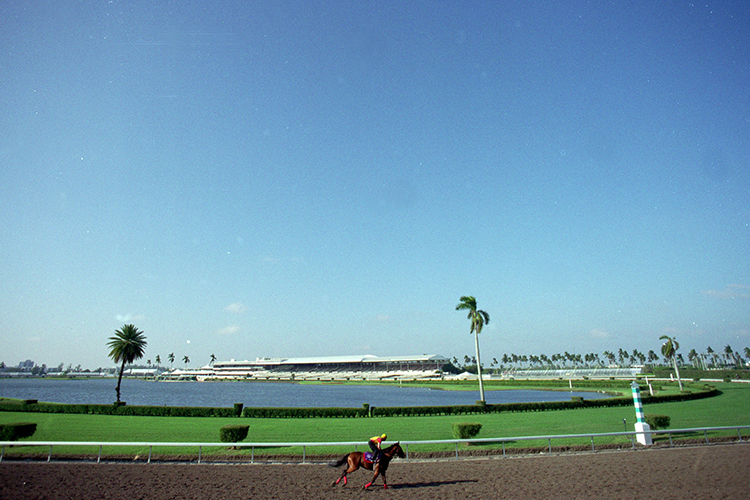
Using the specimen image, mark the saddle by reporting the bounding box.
[363,452,376,464]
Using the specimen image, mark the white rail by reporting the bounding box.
[1,426,748,464]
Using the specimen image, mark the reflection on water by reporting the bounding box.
[0,378,611,408]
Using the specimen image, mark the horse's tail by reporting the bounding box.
[329,454,349,468]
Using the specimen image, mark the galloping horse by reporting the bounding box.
[330,442,405,489]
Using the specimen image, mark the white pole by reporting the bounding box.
[631,382,652,445]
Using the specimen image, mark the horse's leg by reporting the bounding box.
[333,468,347,487]
[334,456,362,487]
[332,456,356,487]
[363,464,380,489]
[381,469,388,489]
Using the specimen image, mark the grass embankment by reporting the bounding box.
[1,381,747,461]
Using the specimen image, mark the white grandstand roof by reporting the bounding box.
[221,354,448,366]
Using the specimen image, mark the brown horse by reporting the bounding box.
[330,442,405,489]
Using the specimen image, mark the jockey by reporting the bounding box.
[368,433,387,463]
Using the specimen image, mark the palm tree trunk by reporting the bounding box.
[672,357,683,391]
[474,331,485,402]
[115,358,126,403]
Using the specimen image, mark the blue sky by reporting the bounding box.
[2,1,749,370]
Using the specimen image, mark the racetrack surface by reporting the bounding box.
[1,443,748,499]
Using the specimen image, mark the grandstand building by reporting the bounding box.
[165,354,450,381]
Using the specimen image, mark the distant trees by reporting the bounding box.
[482,343,748,373]
[107,324,147,404]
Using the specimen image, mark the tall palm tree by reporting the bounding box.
[660,335,683,391]
[210,353,217,366]
[456,295,490,402]
[706,346,715,367]
[107,324,147,404]
[155,355,161,367]
[182,355,190,369]
[724,345,734,367]
[168,352,175,370]
[688,349,699,368]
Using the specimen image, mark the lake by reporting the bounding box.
[0,377,611,408]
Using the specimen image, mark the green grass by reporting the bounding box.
[1,382,748,460]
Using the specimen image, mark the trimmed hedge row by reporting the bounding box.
[0,385,718,419]
[0,401,238,417]
[242,406,368,418]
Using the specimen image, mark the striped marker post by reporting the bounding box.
[630,381,652,445]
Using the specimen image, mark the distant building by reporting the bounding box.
[18,359,35,370]
[164,354,449,381]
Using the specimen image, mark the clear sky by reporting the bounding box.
[2,1,748,370]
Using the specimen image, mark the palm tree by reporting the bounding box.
[107,324,148,404]
[706,346,715,367]
[210,353,217,366]
[168,352,175,370]
[660,335,683,391]
[456,295,490,403]
[724,345,734,368]
[155,355,161,367]
[688,349,699,368]
[183,355,190,369]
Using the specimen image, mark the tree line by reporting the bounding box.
[449,344,750,373]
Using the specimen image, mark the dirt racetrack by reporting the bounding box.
[1,444,748,500]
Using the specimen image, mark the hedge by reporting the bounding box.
[220,424,249,443]
[242,406,368,418]
[645,414,671,430]
[452,422,482,439]
[0,422,37,441]
[0,401,236,417]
